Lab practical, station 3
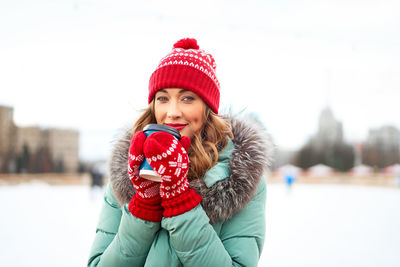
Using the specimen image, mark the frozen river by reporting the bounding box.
[0,182,399,267]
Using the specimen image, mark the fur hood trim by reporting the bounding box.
[108,115,274,223]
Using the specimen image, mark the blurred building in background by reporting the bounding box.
[277,106,400,172]
[261,105,400,172]
[0,106,18,172]
[362,126,400,168]
[0,105,79,173]
[294,107,355,171]
[312,107,344,149]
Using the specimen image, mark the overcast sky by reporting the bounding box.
[1,0,399,161]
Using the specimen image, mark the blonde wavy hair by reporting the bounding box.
[132,100,233,181]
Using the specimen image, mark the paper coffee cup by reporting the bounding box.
[139,124,181,182]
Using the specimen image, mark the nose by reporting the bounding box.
[166,100,182,120]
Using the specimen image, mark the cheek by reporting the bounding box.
[154,106,165,123]
[191,106,206,129]
[197,116,206,130]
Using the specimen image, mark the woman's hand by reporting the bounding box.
[127,131,163,222]
[143,132,202,217]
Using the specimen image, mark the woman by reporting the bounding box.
[88,38,273,267]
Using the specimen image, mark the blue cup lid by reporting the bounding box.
[143,124,181,139]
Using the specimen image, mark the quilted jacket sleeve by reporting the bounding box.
[161,177,266,267]
[87,183,161,267]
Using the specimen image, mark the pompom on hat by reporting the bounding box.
[148,38,220,114]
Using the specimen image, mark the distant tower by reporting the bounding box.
[314,107,344,149]
[316,69,344,146]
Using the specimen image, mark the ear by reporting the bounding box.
[180,136,191,152]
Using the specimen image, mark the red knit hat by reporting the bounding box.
[148,38,220,114]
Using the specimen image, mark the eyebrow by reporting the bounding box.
[158,89,188,94]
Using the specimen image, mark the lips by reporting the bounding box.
[165,123,187,131]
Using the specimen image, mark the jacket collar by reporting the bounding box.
[202,139,234,188]
[108,115,274,223]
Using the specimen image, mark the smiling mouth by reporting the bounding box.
[165,123,187,131]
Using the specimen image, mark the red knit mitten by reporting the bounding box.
[127,131,163,222]
[143,132,202,217]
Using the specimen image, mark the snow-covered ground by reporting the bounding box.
[0,182,399,267]
[261,184,400,267]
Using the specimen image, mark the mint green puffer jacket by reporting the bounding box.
[88,116,273,267]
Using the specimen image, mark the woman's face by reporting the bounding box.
[154,88,206,138]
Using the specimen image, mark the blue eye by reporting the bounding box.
[156,96,168,101]
[182,96,195,101]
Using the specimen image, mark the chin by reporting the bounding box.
[180,130,193,139]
